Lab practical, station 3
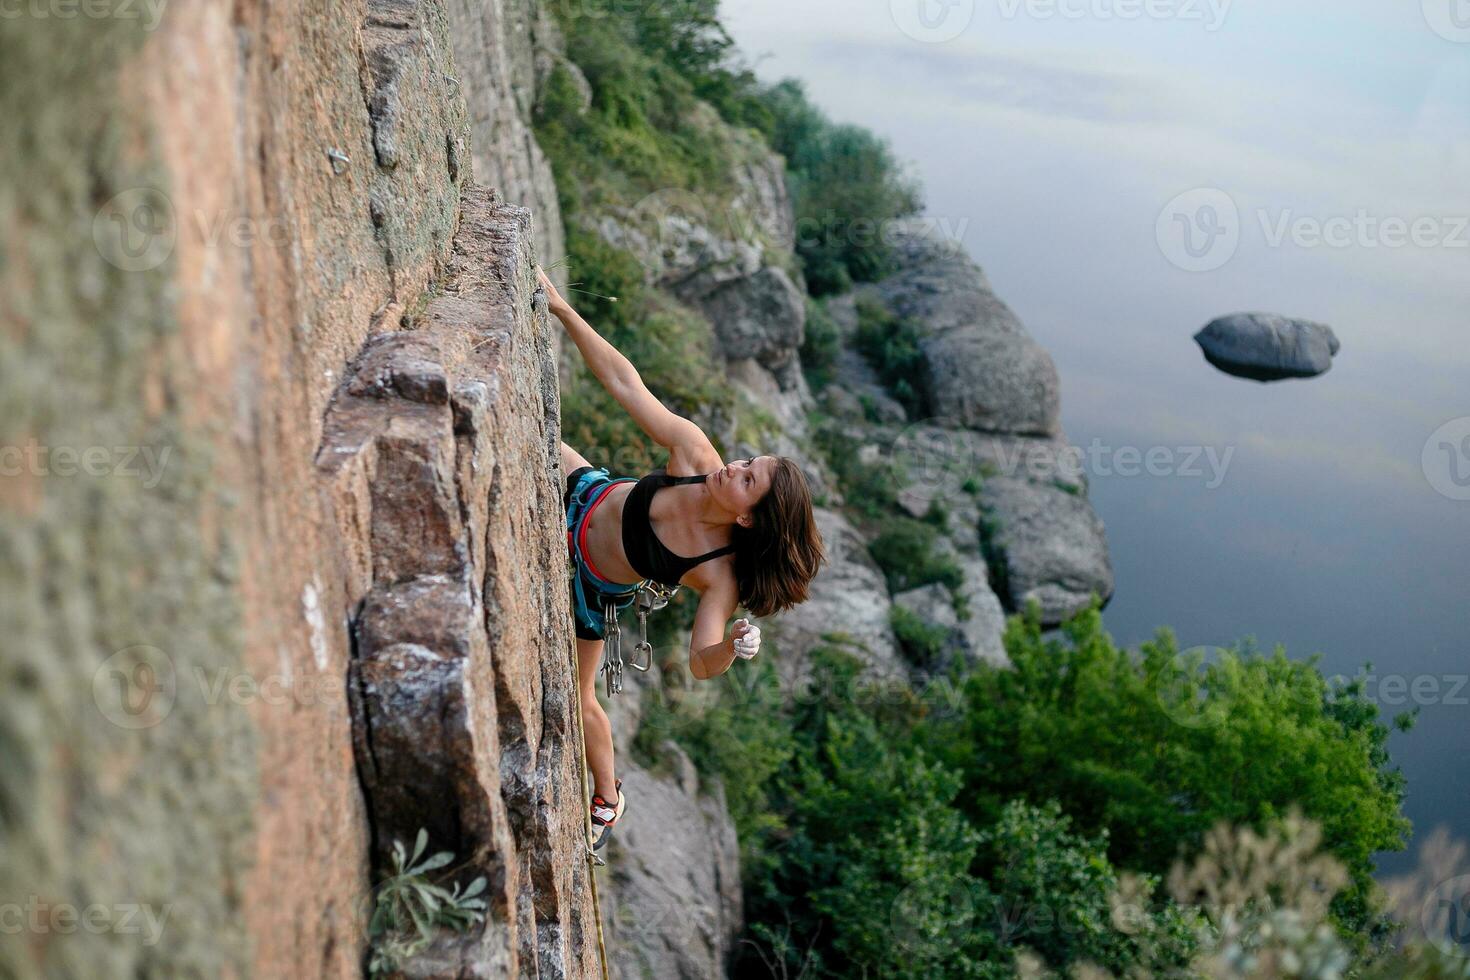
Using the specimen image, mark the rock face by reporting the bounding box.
[3,0,1112,974]
[980,476,1114,627]
[448,0,568,278]
[817,238,1113,632]
[765,507,908,679]
[871,220,1061,437]
[589,120,807,386]
[601,750,744,980]
[1195,313,1341,381]
[321,189,600,975]
[0,0,594,976]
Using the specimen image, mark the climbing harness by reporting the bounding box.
[565,467,681,696]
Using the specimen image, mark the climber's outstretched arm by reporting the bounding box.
[688,578,740,680]
[539,268,716,459]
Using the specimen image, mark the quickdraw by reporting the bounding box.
[599,581,679,696]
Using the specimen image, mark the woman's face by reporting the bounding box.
[711,455,776,522]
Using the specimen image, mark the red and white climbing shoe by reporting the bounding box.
[590,779,625,851]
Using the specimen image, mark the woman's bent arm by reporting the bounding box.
[688,578,740,680]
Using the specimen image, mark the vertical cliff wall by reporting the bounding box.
[0,0,591,976]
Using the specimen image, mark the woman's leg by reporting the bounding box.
[565,439,616,798]
[561,441,591,475]
[576,635,617,800]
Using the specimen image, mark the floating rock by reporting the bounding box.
[1195,313,1340,381]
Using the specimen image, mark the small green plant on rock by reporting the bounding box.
[869,516,963,594]
[891,605,952,668]
[368,829,488,976]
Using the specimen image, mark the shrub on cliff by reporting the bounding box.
[721,646,1199,979]
[869,515,964,594]
[853,294,930,417]
[919,604,1413,947]
[753,79,922,295]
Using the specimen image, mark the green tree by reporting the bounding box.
[920,604,1412,943]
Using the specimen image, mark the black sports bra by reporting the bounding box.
[621,470,737,587]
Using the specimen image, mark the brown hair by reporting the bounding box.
[731,457,827,618]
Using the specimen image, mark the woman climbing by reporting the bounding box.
[540,268,826,850]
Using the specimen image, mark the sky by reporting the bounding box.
[723,0,1470,875]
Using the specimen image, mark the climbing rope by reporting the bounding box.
[565,624,612,980]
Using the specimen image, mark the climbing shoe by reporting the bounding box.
[589,779,625,850]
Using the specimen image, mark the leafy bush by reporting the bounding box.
[753,80,922,295]
[854,295,929,417]
[799,296,841,390]
[633,655,794,851]
[919,605,1413,943]
[810,420,903,521]
[734,646,988,979]
[922,498,950,529]
[975,799,1202,975]
[891,604,951,667]
[869,515,964,594]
